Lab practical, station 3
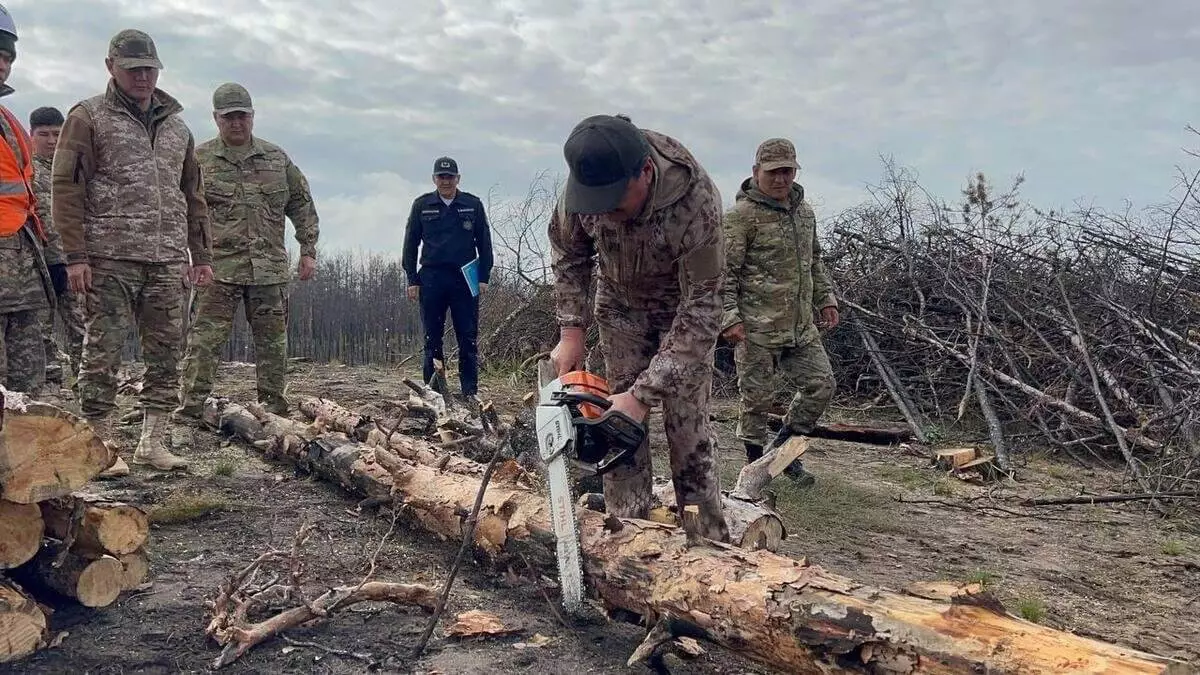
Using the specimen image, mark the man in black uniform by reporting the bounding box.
[403,156,493,399]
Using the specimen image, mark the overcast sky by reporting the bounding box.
[7,0,1199,258]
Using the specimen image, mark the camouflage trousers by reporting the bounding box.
[0,309,46,393]
[78,258,187,418]
[179,281,288,416]
[734,336,835,445]
[595,293,729,542]
[40,291,87,383]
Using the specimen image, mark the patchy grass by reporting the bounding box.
[1161,539,1188,556]
[772,474,910,536]
[875,465,931,490]
[1017,594,1048,623]
[965,569,1001,589]
[932,477,959,497]
[211,459,238,477]
[148,492,231,525]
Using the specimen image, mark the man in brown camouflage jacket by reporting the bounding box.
[548,114,729,543]
[52,29,213,476]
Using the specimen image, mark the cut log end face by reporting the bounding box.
[0,582,48,663]
[0,405,112,503]
[75,557,124,608]
[0,500,43,569]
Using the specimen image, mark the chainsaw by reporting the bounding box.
[534,360,647,613]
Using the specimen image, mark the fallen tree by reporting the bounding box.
[202,395,1184,673]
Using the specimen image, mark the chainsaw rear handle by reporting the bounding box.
[553,391,646,475]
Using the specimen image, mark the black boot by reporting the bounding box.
[768,426,816,488]
[745,443,764,464]
[783,459,817,488]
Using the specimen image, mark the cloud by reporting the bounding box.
[5,0,1198,259]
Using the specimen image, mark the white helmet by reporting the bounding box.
[0,4,16,40]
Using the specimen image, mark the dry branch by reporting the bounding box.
[205,520,439,668]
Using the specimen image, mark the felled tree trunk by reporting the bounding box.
[0,500,44,569]
[0,580,48,663]
[203,397,1182,674]
[0,393,113,504]
[40,494,150,557]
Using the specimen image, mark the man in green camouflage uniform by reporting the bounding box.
[52,30,213,475]
[721,138,839,485]
[30,106,82,386]
[0,17,54,395]
[177,83,319,418]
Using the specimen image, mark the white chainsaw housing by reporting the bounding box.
[534,374,587,613]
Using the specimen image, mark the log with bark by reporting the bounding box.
[0,579,48,663]
[40,494,150,557]
[764,415,917,446]
[14,545,126,608]
[0,391,113,504]
[203,396,1185,674]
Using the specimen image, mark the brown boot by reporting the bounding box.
[98,454,131,479]
[131,410,190,471]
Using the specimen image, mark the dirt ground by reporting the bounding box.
[5,361,1199,674]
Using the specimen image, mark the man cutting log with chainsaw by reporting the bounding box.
[547,113,730,545]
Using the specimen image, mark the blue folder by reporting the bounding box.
[461,257,481,297]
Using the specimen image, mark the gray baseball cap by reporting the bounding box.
[108,29,163,70]
[213,82,253,115]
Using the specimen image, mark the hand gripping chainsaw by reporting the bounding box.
[534,360,647,613]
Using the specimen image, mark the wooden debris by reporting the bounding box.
[0,579,48,663]
[934,447,978,470]
[444,610,515,638]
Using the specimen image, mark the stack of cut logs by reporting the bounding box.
[0,389,151,663]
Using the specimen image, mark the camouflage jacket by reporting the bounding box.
[0,98,51,314]
[51,81,211,266]
[721,178,837,348]
[32,155,64,266]
[196,136,319,284]
[548,129,724,408]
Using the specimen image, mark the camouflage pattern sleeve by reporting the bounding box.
[180,132,212,265]
[50,106,97,265]
[629,183,725,409]
[284,158,319,259]
[548,195,594,329]
[720,206,751,331]
[807,205,837,310]
[31,159,64,266]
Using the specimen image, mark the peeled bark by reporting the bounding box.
[0,393,113,504]
[204,397,1184,674]
[40,494,150,557]
[0,580,48,663]
[0,500,44,569]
